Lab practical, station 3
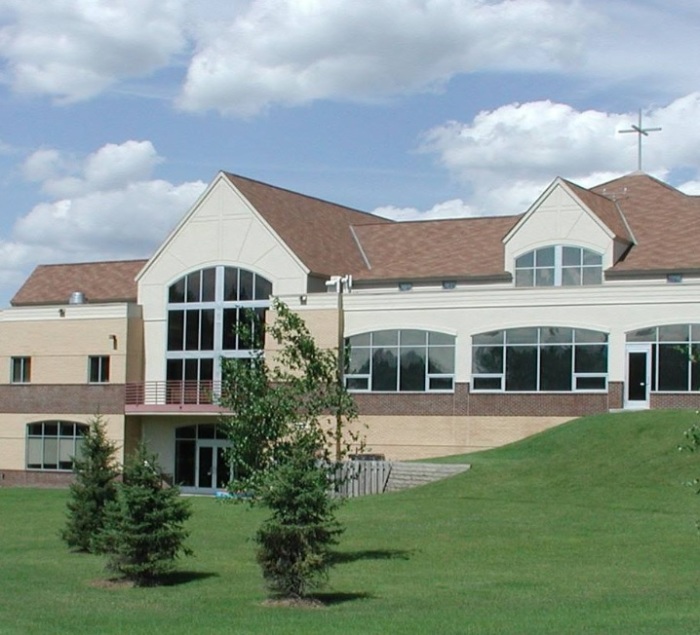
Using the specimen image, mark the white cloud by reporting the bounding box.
[678,181,700,196]
[373,198,477,221]
[0,1,698,116]
[419,94,700,215]
[0,0,188,102]
[178,0,590,116]
[0,140,205,300]
[22,141,163,197]
[13,178,204,256]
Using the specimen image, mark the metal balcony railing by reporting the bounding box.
[125,380,223,408]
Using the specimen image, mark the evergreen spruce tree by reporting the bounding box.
[97,444,192,586]
[255,442,343,598]
[61,414,119,552]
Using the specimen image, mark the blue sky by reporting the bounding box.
[0,0,699,306]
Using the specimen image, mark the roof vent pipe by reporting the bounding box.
[68,291,86,305]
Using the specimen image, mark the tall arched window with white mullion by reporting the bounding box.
[515,246,603,287]
[166,266,272,403]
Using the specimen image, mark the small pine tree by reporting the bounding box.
[220,300,361,599]
[61,414,119,552]
[97,444,192,586]
[255,442,343,598]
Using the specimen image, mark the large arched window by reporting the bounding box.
[26,421,88,471]
[627,325,700,392]
[515,246,603,287]
[472,327,608,392]
[345,329,455,392]
[166,266,272,390]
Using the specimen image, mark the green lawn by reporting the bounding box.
[3,410,700,634]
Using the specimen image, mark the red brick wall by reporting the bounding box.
[651,393,700,409]
[0,384,125,414]
[354,382,624,417]
[0,469,74,488]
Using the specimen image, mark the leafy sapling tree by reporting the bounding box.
[681,420,700,531]
[222,299,361,493]
[97,443,192,586]
[220,299,360,598]
[61,414,119,552]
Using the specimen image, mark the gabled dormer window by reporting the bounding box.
[515,246,602,287]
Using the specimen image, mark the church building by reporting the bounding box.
[1,170,699,491]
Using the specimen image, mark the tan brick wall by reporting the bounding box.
[0,412,125,471]
[125,315,145,383]
[352,414,571,460]
[296,309,339,350]
[0,317,131,384]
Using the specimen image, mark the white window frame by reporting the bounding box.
[11,356,31,383]
[515,246,603,287]
[471,327,608,393]
[88,355,110,383]
[166,266,272,387]
[26,421,88,471]
[345,330,455,393]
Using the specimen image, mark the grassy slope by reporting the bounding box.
[2,410,700,634]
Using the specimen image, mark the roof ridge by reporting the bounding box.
[224,171,391,224]
[33,258,148,269]
[592,172,687,198]
[355,213,523,227]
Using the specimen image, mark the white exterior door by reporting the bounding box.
[625,344,651,409]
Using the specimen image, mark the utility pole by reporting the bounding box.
[325,274,352,461]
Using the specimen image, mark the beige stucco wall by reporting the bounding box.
[0,304,134,384]
[504,182,615,272]
[138,176,310,384]
[318,282,700,386]
[0,413,125,471]
[140,415,223,477]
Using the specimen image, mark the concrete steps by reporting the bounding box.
[384,462,470,492]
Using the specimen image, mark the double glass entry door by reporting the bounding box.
[197,442,230,491]
[175,426,231,493]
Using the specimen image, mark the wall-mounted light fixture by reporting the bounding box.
[58,308,65,317]
[299,294,308,305]
[109,334,118,350]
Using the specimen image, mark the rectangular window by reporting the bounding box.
[88,356,110,383]
[472,328,608,393]
[11,357,31,383]
[346,330,455,393]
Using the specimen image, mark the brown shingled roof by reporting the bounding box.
[11,259,147,306]
[351,215,521,280]
[227,172,522,281]
[14,173,693,305]
[591,173,700,274]
[225,173,391,277]
[562,179,634,244]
